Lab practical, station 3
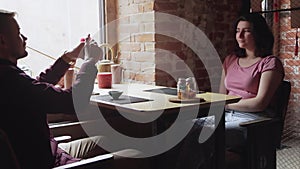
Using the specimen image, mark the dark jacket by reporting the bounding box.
[0,58,97,169]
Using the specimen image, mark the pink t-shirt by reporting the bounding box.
[223,54,284,99]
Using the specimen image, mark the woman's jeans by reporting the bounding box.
[224,110,263,150]
[195,110,265,150]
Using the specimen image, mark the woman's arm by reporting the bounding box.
[226,70,283,112]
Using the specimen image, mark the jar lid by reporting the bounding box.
[100,59,113,64]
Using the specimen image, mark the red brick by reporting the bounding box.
[285,59,300,66]
[143,2,154,12]
[284,66,294,74]
[281,0,290,5]
[280,39,296,46]
[132,52,155,62]
[284,45,297,53]
[134,34,155,42]
[286,73,300,79]
[155,22,181,33]
[135,72,155,82]
[156,42,183,51]
[118,4,140,15]
[119,24,140,33]
[118,52,132,61]
[154,2,177,11]
[119,42,141,52]
[285,31,298,39]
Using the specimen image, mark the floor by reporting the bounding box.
[277,136,300,169]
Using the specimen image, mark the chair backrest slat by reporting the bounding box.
[274,81,291,148]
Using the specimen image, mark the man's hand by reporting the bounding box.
[61,35,102,65]
[61,42,85,65]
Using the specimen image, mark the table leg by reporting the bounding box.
[215,108,225,169]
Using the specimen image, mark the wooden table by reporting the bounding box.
[91,83,239,113]
[90,83,241,169]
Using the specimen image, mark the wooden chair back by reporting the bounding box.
[274,80,291,148]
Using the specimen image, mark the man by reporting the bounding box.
[0,9,102,169]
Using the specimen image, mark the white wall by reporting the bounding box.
[1,0,100,77]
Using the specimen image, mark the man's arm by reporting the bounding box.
[36,57,70,85]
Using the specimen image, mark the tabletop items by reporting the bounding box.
[96,43,118,89]
[93,94,152,104]
[108,90,123,100]
[91,83,241,112]
[177,77,198,100]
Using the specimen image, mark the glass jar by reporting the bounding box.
[177,78,186,99]
[186,77,197,99]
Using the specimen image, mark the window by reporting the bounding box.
[2,0,104,77]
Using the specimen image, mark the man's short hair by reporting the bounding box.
[0,9,16,33]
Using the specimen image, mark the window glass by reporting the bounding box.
[2,0,100,76]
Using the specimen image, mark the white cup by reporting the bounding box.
[111,64,122,84]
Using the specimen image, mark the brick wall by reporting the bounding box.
[112,0,156,85]
[111,0,242,89]
[278,0,300,139]
[154,0,242,90]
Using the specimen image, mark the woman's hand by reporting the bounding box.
[84,38,103,64]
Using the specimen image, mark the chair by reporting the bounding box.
[53,154,113,169]
[49,120,152,169]
[226,80,291,169]
[0,126,113,169]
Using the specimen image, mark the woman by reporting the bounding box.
[220,13,285,149]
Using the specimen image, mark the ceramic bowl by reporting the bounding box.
[108,90,123,100]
